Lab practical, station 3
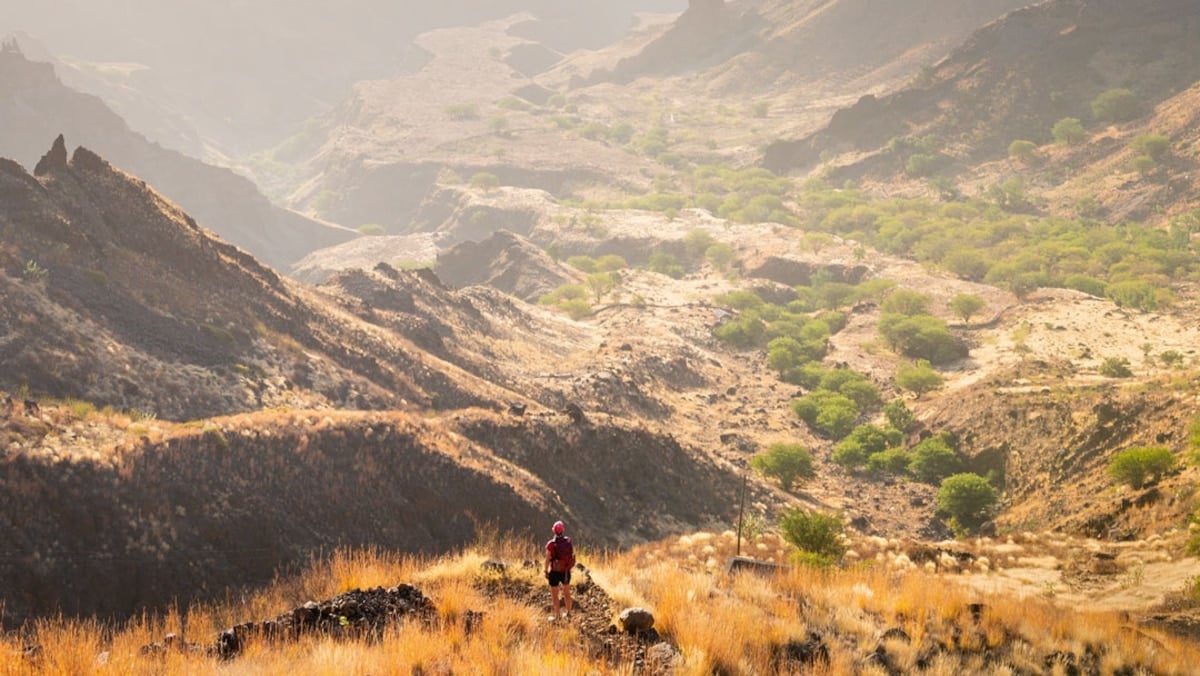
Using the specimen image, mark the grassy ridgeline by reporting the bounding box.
[5,532,1198,675]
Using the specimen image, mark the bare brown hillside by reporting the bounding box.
[0,140,508,418]
[763,0,1200,177]
[0,407,740,627]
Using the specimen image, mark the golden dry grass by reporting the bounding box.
[2,533,1198,675]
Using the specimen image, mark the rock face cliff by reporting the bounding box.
[0,47,354,270]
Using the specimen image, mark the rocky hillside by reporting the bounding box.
[763,0,1200,178]
[0,139,520,418]
[573,0,1029,92]
[0,45,354,270]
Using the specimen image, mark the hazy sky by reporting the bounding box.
[1,1,687,152]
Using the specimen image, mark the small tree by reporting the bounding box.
[1052,117,1087,145]
[1091,88,1139,123]
[1132,134,1171,161]
[594,254,628,272]
[950,294,986,323]
[705,243,736,269]
[881,289,931,316]
[896,360,945,398]
[1107,446,1175,489]
[586,271,620,303]
[1008,139,1037,163]
[750,443,815,492]
[883,399,916,433]
[908,435,962,483]
[936,473,998,533]
[779,508,845,561]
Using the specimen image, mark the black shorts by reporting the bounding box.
[547,570,571,587]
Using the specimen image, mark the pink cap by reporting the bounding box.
[553,521,565,534]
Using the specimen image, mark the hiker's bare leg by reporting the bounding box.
[562,585,572,615]
[550,585,561,618]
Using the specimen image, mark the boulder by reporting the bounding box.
[618,607,655,634]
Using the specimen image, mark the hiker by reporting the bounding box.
[544,520,575,620]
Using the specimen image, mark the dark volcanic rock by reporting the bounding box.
[33,134,67,176]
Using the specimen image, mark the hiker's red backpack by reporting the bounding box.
[549,535,575,572]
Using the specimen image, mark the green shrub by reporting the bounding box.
[1132,134,1171,161]
[715,290,766,311]
[469,172,501,191]
[751,443,815,491]
[941,250,990,282]
[1106,280,1158,311]
[949,294,986,322]
[867,448,911,476]
[594,254,628,272]
[566,255,597,272]
[896,359,944,398]
[1008,139,1037,163]
[1063,275,1107,297]
[905,153,944,177]
[705,243,736,268]
[647,252,685,279]
[559,299,593,319]
[883,399,916,433]
[1091,88,1140,123]
[1051,117,1087,145]
[1098,357,1133,378]
[356,223,386,236]
[444,103,480,120]
[779,508,845,560]
[683,229,716,260]
[751,101,770,118]
[1107,446,1175,489]
[833,424,901,469]
[714,312,767,349]
[767,336,825,375]
[908,435,962,483]
[586,271,620,302]
[1132,155,1158,176]
[936,473,997,532]
[879,314,966,364]
[791,391,859,440]
[881,289,931,316]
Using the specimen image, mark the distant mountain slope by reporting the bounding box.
[762,0,1200,175]
[1,1,685,154]
[0,46,355,270]
[562,0,1029,94]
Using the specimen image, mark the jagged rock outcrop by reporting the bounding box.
[32,133,67,176]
